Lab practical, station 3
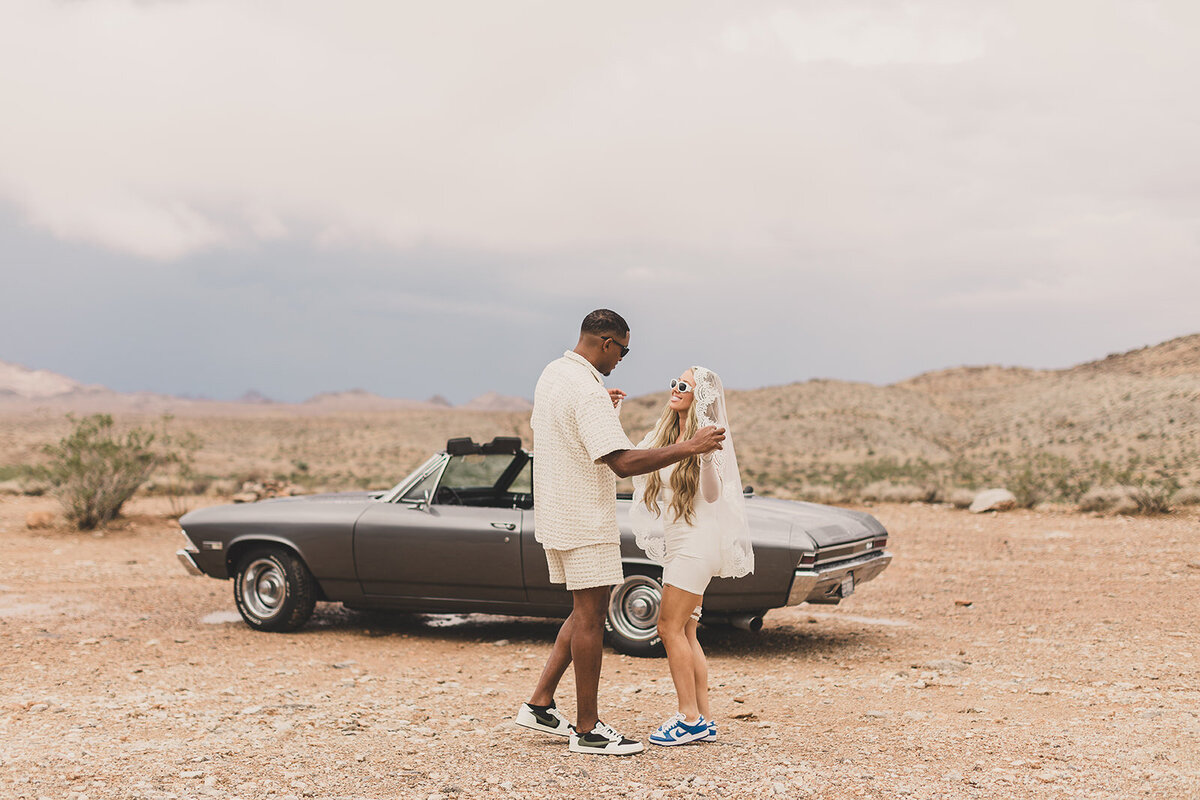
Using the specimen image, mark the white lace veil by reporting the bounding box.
[630,366,754,580]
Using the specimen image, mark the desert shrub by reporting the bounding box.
[1172,486,1200,506]
[205,478,240,497]
[157,418,202,519]
[43,414,160,530]
[1129,484,1173,515]
[796,484,854,505]
[861,481,927,504]
[1007,465,1045,509]
[1078,486,1132,513]
[948,488,976,509]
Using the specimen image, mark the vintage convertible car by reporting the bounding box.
[177,437,892,655]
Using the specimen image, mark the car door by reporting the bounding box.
[353,453,526,602]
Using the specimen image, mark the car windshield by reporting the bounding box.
[433,452,531,509]
[440,454,516,490]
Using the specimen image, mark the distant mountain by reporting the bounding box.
[236,390,277,405]
[0,360,103,399]
[302,389,443,411]
[459,392,534,412]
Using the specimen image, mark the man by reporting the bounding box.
[514,309,726,755]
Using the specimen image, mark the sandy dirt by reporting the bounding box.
[1,496,1197,800]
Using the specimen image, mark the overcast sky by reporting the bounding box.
[1,1,1196,403]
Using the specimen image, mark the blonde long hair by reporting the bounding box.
[641,399,701,525]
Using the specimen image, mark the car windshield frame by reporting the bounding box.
[381,454,447,504]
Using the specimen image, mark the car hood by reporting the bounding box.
[750,497,886,549]
[617,494,885,550]
[254,491,385,504]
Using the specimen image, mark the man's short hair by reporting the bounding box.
[580,309,629,338]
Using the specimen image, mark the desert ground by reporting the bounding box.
[2,495,1197,800]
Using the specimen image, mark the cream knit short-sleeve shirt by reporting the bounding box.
[531,350,634,551]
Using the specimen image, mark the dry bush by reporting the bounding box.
[1129,485,1173,515]
[43,415,160,530]
[1078,486,1134,513]
[949,488,976,509]
[795,484,854,505]
[1172,486,1200,506]
[205,478,240,497]
[861,481,928,504]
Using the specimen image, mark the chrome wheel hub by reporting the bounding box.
[608,575,662,642]
[241,558,286,619]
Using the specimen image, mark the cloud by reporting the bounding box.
[0,0,1197,378]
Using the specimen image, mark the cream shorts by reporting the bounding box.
[662,526,723,596]
[545,543,624,591]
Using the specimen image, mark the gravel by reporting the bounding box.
[1,497,1197,799]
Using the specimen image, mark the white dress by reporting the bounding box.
[631,366,755,594]
[655,463,725,596]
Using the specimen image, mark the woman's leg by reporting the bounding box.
[658,584,704,722]
[686,612,710,720]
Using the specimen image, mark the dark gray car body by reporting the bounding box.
[178,445,892,626]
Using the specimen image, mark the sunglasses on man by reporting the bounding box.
[604,337,630,357]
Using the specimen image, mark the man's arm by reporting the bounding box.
[601,426,726,479]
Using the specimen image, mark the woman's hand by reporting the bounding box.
[607,388,627,408]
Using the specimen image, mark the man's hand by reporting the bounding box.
[602,426,724,478]
[686,425,725,456]
[607,388,627,408]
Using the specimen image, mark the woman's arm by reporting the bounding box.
[699,452,722,503]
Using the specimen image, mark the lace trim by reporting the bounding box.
[692,366,727,473]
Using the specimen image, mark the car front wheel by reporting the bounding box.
[233,546,317,632]
[605,573,665,657]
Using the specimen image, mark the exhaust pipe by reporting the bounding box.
[730,614,763,632]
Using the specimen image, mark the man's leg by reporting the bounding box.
[569,585,611,733]
[528,612,574,707]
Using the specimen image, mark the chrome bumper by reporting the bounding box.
[176,549,203,576]
[786,550,892,606]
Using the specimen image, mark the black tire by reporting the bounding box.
[604,572,666,657]
[233,546,317,632]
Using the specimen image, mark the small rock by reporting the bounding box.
[902,711,928,721]
[925,659,968,672]
[1028,687,1051,695]
[863,710,892,719]
[969,488,1017,513]
[493,639,510,647]
[25,510,56,529]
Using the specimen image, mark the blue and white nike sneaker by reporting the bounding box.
[649,713,709,746]
[702,718,717,742]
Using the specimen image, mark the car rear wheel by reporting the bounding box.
[605,572,665,657]
[233,546,316,632]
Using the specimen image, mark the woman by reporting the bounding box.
[631,366,754,746]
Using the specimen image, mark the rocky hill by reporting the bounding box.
[2,334,1197,501]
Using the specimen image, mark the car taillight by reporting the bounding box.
[872,537,888,549]
[798,553,816,566]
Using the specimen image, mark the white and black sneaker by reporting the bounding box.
[568,721,644,756]
[514,701,574,737]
